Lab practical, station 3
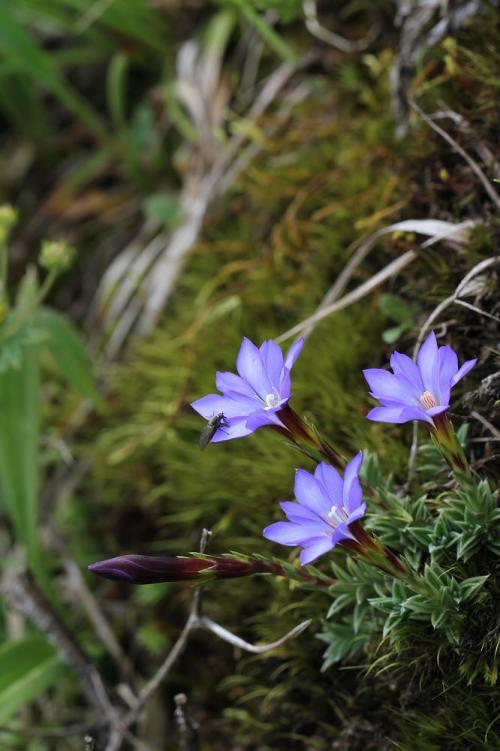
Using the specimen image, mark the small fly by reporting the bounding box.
[199,412,228,450]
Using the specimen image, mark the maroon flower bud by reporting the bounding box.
[88,554,280,585]
[89,553,335,586]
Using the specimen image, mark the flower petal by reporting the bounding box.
[437,346,458,397]
[222,390,265,414]
[366,405,433,424]
[390,352,423,393]
[294,469,331,516]
[215,371,256,399]
[342,452,363,511]
[245,408,283,431]
[331,521,356,546]
[210,416,253,442]
[347,502,366,525]
[426,405,449,417]
[363,368,420,406]
[314,462,343,505]
[190,393,249,419]
[278,367,292,401]
[236,337,273,399]
[417,331,441,397]
[263,520,326,545]
[280,501,321,523]
[299,537,333,565]
[451,358,477,386]
[284,337,304,370]
[259,340,284,389]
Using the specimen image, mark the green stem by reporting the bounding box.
[240,5,298,63]
[0,240,8,302]
[0,269,58,343]
[275,405,346,470]
[430,413,469,474]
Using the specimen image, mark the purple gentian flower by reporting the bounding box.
[363,331,476,426]
[191,336,304,443]
[263,452,366,565]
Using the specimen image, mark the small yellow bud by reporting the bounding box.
[439,168,449,182]
[39,240,76,273]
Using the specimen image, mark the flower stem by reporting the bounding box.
[430,413,469,474]
[342,521,409,579]
[275,405,345,470]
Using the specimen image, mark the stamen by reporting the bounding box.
[264,393,280,409]
[327,505,349,526]
[420,390,439,410]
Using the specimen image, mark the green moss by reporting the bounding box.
[72,10,500,750]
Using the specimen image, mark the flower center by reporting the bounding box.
[264,392,280,409]
[327,504,349,527]
[420,390,439,410]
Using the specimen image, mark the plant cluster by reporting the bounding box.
[91,330,498,717]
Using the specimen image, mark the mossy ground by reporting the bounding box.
[1,4,498,749]
[64,12,499,750]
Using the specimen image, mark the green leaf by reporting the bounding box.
[326,592,353,618]
[106,52,128,132]
[36,308,98,400]
[382,325,404,344]
[461,575,488,601]
[318,622,369,666]
[424,564,443,592]
[408,526,433,546]
[226,1,297,62]
[143,193,182,226]
[379,293,413,324]
[14,267,38,316]
[0,636,64,724]
[0,6,106,139]
[431,609,448,630]
[0,340,42,573]
[0,316,47,374]
[352,601,368,634]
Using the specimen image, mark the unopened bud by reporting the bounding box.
[88,553,278,585]
[39,240,76,273]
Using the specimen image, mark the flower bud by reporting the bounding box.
[88,553,278,585]
[39,240,76,273]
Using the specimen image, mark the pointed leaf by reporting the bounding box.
[0,636,65,724]
[37,308,98,400]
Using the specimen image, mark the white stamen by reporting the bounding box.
[420,390,439,410]
[327,504,349,526]
[264,393,280,409]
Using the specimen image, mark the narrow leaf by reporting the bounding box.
[37,308,98,400]
[0,637,64,724]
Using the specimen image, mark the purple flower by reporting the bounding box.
[263,452,366,565]
[191,336,304,443]
[363,331,476,426]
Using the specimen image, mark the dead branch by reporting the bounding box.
[411,101,500,209]
[303,0,378,52]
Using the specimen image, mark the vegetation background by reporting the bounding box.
[0,1,498,750]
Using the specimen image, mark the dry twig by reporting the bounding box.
[277,218,478,343]
[303,0,378,52]
[103,529,311,751]
[411,102,500,209]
